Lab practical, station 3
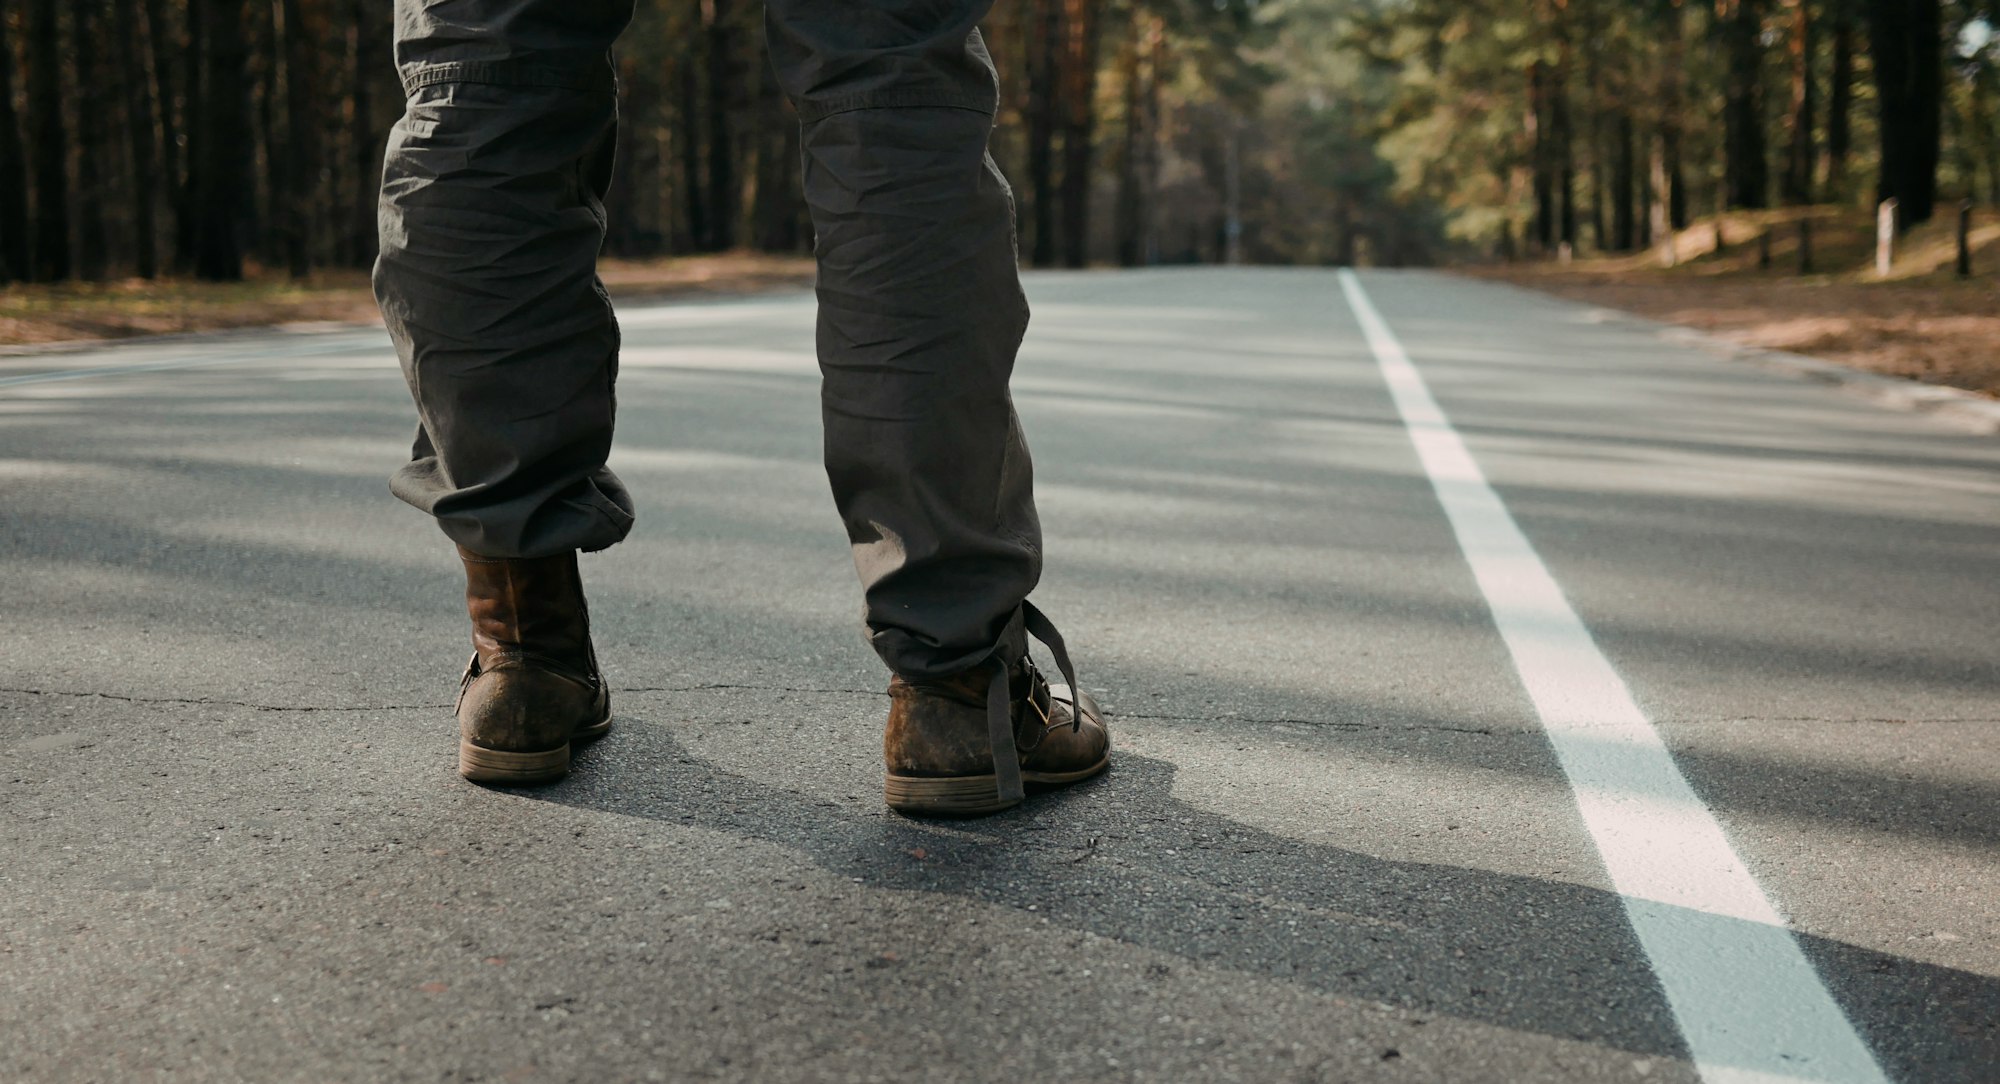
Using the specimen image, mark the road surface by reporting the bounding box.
[3,269,1995,1082]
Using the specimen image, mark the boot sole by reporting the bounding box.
[884,754,1110,817]
[459,716,612,785]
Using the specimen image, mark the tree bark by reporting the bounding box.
[253,0,280,264]
[1658,0,1688,229]
[178,0,208,269]
[1867,0,1941,225]
[1722,0,1768,209]
[1112,18,1144,268]
[703,0,739,251]
[115,0,161,278]
[0,6,33,281]
[280,0,322,277]
[1552,4,1577,249]
[678,43,708,254]
[1528,60,1553,251]
[193,0,251,280]
[1825,1,1854,190]
[25,0,70,281]
[345,0,379,267]
[1612,112,1636,251]
[1025,0,1062,267]
[75,0,114,280]
[1780,0,1815,204]
[1582,0,1606,250]
[1057,0,1102,267]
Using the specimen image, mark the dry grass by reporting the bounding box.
[0,252,817,347]
[1473,207,2000,398]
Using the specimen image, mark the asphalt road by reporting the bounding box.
[2,269,1995,1083]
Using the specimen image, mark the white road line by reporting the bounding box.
[1337,269,1887,1084]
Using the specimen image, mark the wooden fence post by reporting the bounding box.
[1876,198,1898,277]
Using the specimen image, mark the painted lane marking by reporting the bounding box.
[1337,269,1886,1084]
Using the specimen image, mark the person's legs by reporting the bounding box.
[376,0,635,782]
[766,0,1108,814]
[376,0,636,559]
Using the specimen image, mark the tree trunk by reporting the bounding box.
[1057,0,1102,268]
[178,0,207,270]
[280,0,322,277]
[114,0,161,278]
[25,0,70,281]
[1780,0,1815,204]
[1112,23,1142,268]
[346,0,379,267]
[145,0,190,271]
[1528,61,1553,251]
[1140,25,1164,264]
[194,0,250,280]
[0,6,32,281]
[1825,1,1854,190]
[74,0,113,280]
[1552,8,1577,249]
[1722,0,1768,209]
[1867,0,1941,225]
[1658,0,1688,229]
[1612,112,1636,251]
[253,0,280,265]
[1025,0,1061,267]
[1333,198,1356,266]
[1582,0,1606,250]
[703,0,739,251]
[678,45,708,254]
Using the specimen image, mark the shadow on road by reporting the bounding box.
[523,722,2000,1082]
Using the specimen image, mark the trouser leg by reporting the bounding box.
[767,0,1041,680]
[375,0,637,558]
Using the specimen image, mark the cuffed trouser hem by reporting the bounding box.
[375,16,631,559]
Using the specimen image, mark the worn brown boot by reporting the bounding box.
[454,545,610,784]
[883,603,1110,816]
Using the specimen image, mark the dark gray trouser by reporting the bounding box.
[374,0,1039,679]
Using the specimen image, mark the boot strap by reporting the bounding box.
[983,601,1082,805]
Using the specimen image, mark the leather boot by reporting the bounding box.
[883,603,1110,816]
[454,545,611,784]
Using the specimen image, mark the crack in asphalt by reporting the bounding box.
[0,687,451,712]
[11,685,1993,732]
[0,681,884,713]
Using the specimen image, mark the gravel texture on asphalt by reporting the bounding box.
[3,270,1993,1082]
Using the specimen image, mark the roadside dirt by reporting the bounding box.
[1473,208,2000,398]
[1478,269,2000,398]
[0,252,816,347]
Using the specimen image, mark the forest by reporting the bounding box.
[0,0,1987,283]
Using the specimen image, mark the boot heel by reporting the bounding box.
[884,773,1023,817]
[460,741,571,784]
